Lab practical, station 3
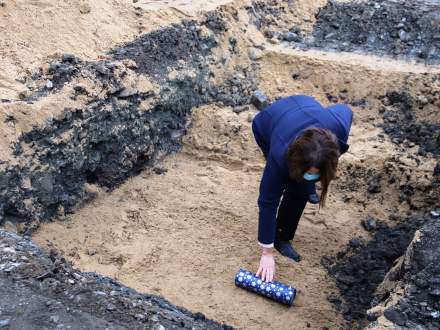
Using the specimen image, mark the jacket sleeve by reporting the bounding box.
[257,155,287,247]
[327,104,353,154]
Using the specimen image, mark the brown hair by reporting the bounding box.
[286,128,340,207]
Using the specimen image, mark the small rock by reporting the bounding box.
[251,90,269,111]
[361,217,377,232]
[122,59,138,69]
[429,288,440,296]
[135,314,145,320]
[46,80,54,90]
[430,210,439,218]
[0,320,10,328]
[417,95,429,106]
[282,32,301,42]
[62,53,76,63]
[106,303,116,311]
[233,105,249,114]
[118,87,138,98]
[3,247,15,254]
[50,315,60,324]
[399,30,411,42]
[384,308,408,326]
[366,311,379,322]
[290,26,301,34]
[153,167,167,175]
[18,89,32,100]
[268,37,279,45]
[67,279,75,285]
[170,129,185,140]
[152,324,165,330]
[349,238,362,248]
[248,48,264,61]
[431,311,440,318]
[95,63,110,75]
[87,248,97,256]
[73,84,87,94]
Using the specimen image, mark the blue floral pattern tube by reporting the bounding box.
[234,269,296,305]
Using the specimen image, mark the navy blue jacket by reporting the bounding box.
[252,95,353,246]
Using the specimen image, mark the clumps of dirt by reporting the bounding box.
[19,19,222,101]
[203,11,230,33]
[309,0,440,62]
[0,13,261,231]
[249,0,440,63]
[211,65,259,107]
[110,20,219,79]
[321,213,428,325]
[1,72,201,227]
[246,0,286,30]
[0,229,231,329]
[379,89,440,156]
[378,217,440,329]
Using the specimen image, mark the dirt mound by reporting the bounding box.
[385,217,440,329]
[310,0,440,62]
[380,88,440,156]
[248,0,440,63]
[322,214,428,324]
[0,12,259,230]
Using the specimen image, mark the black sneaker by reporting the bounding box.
[308,193,320,204]
[274,240,301,262]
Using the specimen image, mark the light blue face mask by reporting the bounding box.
[303,172,320,181]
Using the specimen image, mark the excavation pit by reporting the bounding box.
[1,1,439,329]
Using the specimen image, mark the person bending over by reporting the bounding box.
[252,95,353,282]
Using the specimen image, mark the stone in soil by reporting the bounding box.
[251,90,269,110]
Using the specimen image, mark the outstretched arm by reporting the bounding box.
[256,156,286,282]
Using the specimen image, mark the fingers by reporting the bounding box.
[261,268,267,282]
[267,269,273,283]
[256,265,262,277]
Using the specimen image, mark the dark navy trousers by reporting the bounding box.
[253,121,312,241]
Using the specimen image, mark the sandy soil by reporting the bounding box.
[0,0,241,100]
[30,5,438,326]
[3,0,438,328]
[34,96,409,329]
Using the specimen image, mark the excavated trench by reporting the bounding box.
[1,1,440,329]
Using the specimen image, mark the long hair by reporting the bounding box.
[286,128,340,207]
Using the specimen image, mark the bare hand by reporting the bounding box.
[256,248,275,282]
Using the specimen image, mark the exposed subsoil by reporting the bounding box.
[1,1,440,330]
[0,230,230,330]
